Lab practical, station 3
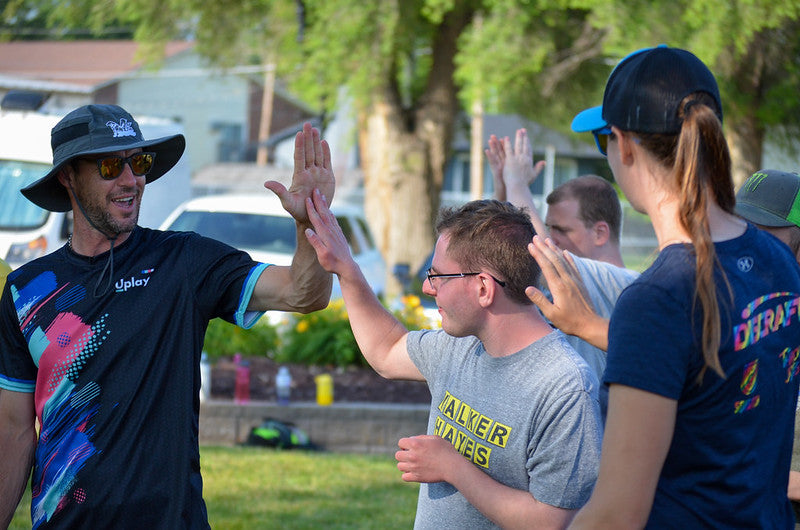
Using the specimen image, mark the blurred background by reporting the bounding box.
[2,0,799,291]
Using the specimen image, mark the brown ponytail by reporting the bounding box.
[638,92,735,380]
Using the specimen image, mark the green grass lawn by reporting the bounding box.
[10,446,419,529]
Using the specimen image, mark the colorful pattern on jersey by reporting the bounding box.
[11,271,110,527]
[734,292,800,351]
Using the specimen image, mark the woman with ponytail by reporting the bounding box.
[566,46,800,528]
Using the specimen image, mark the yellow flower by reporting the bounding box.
[402,295,421,308]
[296,320,310,333]
[330,299,345,311]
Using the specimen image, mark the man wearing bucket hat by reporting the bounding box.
[0,104,334,528]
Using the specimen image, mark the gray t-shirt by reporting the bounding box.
[406,329,603,529]
[560,254,639,419]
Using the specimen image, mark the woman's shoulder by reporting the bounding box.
[636,244,695,285]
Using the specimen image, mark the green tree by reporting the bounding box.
[285,2,613,286]
[461,0,800,187]
[9,0,800,268]
[0,0,137,40]
[590,0,800,186]
[2,0,609,289]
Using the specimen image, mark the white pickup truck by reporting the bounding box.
[0,92,191,269]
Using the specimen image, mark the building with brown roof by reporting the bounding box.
[0,40,316,172]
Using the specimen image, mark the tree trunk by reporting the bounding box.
[358,8,473,297]
[721,34,772,189]
[725,115,764,190]
[256,60,276,166]
[360,106,434,296]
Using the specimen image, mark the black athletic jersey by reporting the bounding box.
[0,226,268,529]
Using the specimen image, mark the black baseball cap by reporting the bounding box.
[736,169,800,228]
[21,104,185,212]
[571,45,722,134]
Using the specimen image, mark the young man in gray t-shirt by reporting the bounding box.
[306,198,603,528]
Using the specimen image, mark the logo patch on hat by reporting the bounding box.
[737,256,754,273]
[743,172,768,193]
[106,118,137,138]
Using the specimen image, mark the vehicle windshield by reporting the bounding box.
[0,160,50,229]
[168,210,298,254]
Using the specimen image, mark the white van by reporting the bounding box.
[0,92,191,269]
[159,193,387,302]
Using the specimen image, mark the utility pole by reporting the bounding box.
[470,98,484,200]
[256,58,276,166]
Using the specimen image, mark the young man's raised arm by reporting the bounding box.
[0,389,37,528]
[304,190,423,381]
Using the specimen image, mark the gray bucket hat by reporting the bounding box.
[21,104,186,212]
[735,169,800,228]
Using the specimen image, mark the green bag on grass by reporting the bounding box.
[245,418,318,450]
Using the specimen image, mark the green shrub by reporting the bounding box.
[203,318,280,362]
[201,296,438,367]
[277,298,363,367]
[278,295,437,367]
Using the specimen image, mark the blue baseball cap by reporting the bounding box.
[571,45,722,134]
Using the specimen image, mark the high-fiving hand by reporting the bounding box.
[526,235,609,350]
[264,122,335,224]
[304,189,357,279]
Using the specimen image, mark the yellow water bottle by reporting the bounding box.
[315,374,333,406]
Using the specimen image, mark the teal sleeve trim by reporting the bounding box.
[0,374,35,393]
[235,263,270,329]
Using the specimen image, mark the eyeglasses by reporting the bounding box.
[425,268,506,288]
[86,152,157,180]
[592,127,613,156]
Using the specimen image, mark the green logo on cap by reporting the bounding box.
[744,172,768,192]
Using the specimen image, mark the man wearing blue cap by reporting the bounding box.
[0,104,334,528]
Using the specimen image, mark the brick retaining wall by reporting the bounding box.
[200,400,430,455]
[203,403,800,468]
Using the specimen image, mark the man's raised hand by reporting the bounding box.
[264,122,335,223]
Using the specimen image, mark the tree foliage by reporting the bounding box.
[455,4,610,134]
[590,0,800,182]
[6,0,800,264]
[5,0,800,146]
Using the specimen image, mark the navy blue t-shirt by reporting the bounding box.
[0,227,268,529]
[606,224,800,528]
